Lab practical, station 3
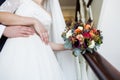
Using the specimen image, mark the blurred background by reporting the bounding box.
[59,0,120,72]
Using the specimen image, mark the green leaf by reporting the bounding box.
[64,40,72,49]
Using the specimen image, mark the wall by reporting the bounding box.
[61,7,75,18]
[97,0,120,71]
[91,0,103,26]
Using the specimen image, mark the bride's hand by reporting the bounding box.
[33,19,49,44]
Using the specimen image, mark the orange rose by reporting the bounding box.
[84,24,91,30]
[89,30,95,37]
[74,28,81,33]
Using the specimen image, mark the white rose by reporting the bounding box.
[78,26,83,30]
[66,30,72,38]
[88,40,95,48]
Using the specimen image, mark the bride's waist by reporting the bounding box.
[8,34,41,41]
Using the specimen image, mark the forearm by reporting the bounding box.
[0,12,36,26]
[49,42,65,51]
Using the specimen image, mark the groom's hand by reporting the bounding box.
[3,26,35,38]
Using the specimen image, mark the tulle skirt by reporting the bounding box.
[0,34,66,80]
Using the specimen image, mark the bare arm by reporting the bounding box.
[0,12,49,44]
[49,42,65,51]
[0,12,36,26]
[49,42,71,51]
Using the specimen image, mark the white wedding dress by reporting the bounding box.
[0,0,98,80]
[0,0,66,80]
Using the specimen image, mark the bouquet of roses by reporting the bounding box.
[62,21,103,57]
